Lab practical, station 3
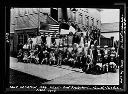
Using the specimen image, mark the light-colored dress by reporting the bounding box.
[46,36,51,48]
[23,44,29,50]
[84,47,88,57]
[80,37,84,48]
[68,35,73,45]
[68,47,73,53]
[31,38,37,49]
[36,36,42,45]
[55,39,60,46]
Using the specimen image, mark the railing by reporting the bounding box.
[46,14,59,25]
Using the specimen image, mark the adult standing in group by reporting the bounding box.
[79,33,85,48]
[46,33,51,48]
[59,35,63,47]
[51,32,57,46]
[31,36,37,49]
[36,33,42,46]
[17,42,23,51]
[89,44,94,66]
[92,45,98,66]
[119,45,124,67]
[84,43,89,58]
[104,45,109,57]
[73,32,80,48]
[36,45,43,64]
[67,32,73,47]
[27,36,33,50]
[23,42,30,53]
[41,33,46,46]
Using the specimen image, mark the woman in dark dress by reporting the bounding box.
[51,33,56,46]
[41,33,46,47]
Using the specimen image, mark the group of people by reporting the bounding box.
[17,31,119,74]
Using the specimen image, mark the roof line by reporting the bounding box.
[101,31,119,33]
[101,22,119,24]
[15,27,37,31]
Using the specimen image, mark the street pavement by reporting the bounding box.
[10,57,119,85]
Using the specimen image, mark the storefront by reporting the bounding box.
[100,35,114,48]
[12,28,38,55]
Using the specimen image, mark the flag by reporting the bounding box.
[69,26,76,34]
[60,29,69,34]
[40,23,60,37]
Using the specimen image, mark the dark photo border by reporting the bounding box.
[2,0,126,93]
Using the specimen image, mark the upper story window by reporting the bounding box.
[91,18,94,26]
[86,16,89,26]
[80,13,83,24]
[78,12,82,24]
[97,20,99,26]
[96,20,99,28]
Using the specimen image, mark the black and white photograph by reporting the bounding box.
[7,6,126,91]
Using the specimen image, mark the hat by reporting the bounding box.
[98,53,101,56]
[110,54,115,57]
[111,47,115,50]
[97,45,100,48]
[69,44,72,47]
[91,45,94,47]
[104,55,108,57]
[85,43,88,45]
[104,45,108,48]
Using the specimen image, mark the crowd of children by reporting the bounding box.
[17,32,119,74]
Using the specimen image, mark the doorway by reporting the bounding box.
[51,8,58,21]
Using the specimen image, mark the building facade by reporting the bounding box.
[100,22,119,47]
[10,8,101,56]
[101,22,119,41]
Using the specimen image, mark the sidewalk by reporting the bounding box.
[10,57,119,85]
[43,69,119,85]
[10,57,82,80]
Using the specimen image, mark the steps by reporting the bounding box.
[40,14,60,38]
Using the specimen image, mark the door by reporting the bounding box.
[51,8,58,21]
[62,8,68,22]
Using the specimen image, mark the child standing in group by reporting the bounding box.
[17,49,23,62]
[49,50,56,65]
[57,51,63,66]
[23,51,29,63]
